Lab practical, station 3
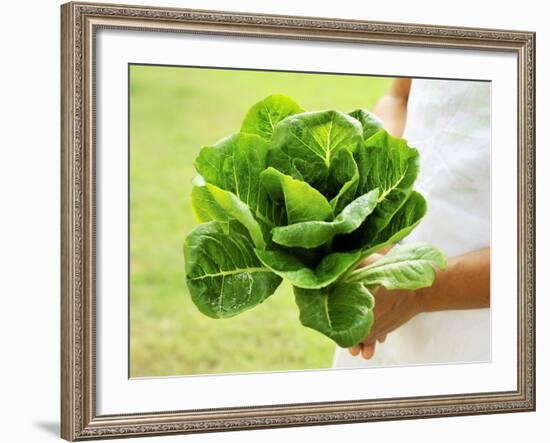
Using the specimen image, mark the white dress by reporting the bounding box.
[333,79,491,368]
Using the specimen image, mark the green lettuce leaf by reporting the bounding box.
[191,179,266,249]
[294,283,375,347]
[271,189,379,249]
[327,149,360,213]
[268,110,363,191]
[194,133,285,228]
[349,109,383,140]
[346,243,446,289]
[368,190,427,247]
[240,94,303,140]
[337,191,429,281]
[355,130,420,237]
[254,247,361,289]
[260,167,333,224]
[184,220,282,318]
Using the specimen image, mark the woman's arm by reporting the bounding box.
[372,78,411,137]
[419,247,490,313]
[349,247,491,359]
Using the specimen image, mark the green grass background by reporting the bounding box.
[129,65,391,377]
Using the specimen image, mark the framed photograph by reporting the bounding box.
[61,1,536,440]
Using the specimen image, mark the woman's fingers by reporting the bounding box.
[361,342,376,359]
[349,333,386,358]
[348,344,361,356]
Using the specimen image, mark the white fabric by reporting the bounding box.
[333,79,491,368]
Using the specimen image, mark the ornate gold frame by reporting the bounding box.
[61,2,536,440]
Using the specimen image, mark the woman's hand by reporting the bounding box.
[347,251,423,360]
[348,286,423,359]
[348,247,491,360]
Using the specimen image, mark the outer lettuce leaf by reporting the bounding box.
[191,179,266,249]
[260,167,333,224]
[184,220,282,318]
[194,133,285,228]
[268,110,363,192]
[346,243,446,289]
[271,189,379,249]
[349,109,383,140]
[368,190,427,248]
[240,94,303,140]
[354,130,420,238]
[294,283,375,347]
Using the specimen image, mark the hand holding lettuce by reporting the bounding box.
[184,94,446,347]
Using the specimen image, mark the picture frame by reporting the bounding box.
[60,1,536,440]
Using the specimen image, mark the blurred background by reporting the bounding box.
[129,65,391,377]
